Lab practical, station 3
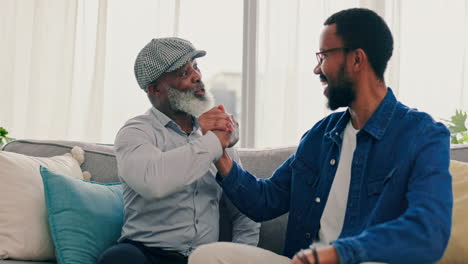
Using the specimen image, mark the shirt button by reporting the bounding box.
[335,132,339,136]
[195,191,198,196]
[195,219,199,224]
[305,233,311,239]
[315,197,321,203]
[330,159,336,166]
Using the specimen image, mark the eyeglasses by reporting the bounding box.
[315,47,349,65]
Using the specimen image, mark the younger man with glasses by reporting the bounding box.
[189,8,452,264]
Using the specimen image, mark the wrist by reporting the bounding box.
[215,151,233,178]
[313,246,339,264]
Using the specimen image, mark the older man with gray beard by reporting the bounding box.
[96,37,259,264]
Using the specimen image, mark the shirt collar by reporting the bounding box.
[151,107,173,126]
[150,107,200,134]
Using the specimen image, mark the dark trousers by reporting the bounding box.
[96,240,188,264]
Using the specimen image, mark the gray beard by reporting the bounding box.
[167,86,214,117]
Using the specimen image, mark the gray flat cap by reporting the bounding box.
[134,37,206,90]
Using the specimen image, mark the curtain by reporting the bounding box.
[0,0,176,143]
[255,0,468,148]
[395,0,468,120]
[1,0,79,140]
[1,0,467,147]
[255,0,360,148]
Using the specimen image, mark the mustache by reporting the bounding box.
[320,74,328,83]
[196,81,205,90]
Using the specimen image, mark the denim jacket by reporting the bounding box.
[219,89,452,263]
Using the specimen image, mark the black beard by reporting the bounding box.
[327,67,355,110]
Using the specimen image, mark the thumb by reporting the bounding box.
[218,105,225,112]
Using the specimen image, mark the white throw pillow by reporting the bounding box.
[0,147,90,261]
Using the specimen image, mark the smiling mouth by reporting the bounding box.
[319,74,328,85]
[194,88,205,96]
[320,77,329,97]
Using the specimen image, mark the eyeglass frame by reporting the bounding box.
[315,47,350,65]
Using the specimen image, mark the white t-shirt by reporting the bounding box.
[313,121,383,264]
[314,121,357,248]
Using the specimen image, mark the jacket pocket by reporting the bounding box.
[367,167,397,196]
[290,156,320,187]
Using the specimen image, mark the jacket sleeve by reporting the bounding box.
[217,154,294,222]
[332,122,452,264]
[114,124,222,199]
[223,148,261,246]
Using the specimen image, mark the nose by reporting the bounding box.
[191,69,202,83]
[313,63,322,75]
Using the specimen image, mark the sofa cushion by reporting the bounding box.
[450,143,468,163]
[0,149,86,261]
[236,147,296,254]
[4,139,466,260]
[238,147,296,180]
[40,167,124,264]
[439,160,468,263]
[3,139,118,183]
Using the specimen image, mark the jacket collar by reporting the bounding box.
[360,88,397,140]
[328,88,397,142]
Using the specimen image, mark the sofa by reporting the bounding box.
[1,139,467,264]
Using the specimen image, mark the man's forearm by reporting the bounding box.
[215,151,234,178]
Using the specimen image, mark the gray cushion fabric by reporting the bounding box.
[2,140,467,263]
[450,143,468,162]
[217,147,296,254]
[3,140,118,183]
[233,147,296,253]
[237,147,297,179]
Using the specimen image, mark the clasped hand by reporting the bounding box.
[199,105,239,149]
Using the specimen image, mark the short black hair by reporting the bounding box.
[324,8,393,80]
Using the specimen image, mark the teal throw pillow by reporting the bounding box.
[40,166,124,264]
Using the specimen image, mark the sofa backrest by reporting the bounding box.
[2,140,300,183]
[5,139,468,182]
[450,144,468,162]
[3,139,468,254]
[3,140,118,183]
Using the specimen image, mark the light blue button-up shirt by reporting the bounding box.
[114,107,260,256]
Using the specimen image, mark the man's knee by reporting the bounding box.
[96,243,147,264]
[189,242,291,264]
[189,242,228,264]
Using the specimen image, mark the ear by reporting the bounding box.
[351,48,367,72]
[147,83,160,96]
